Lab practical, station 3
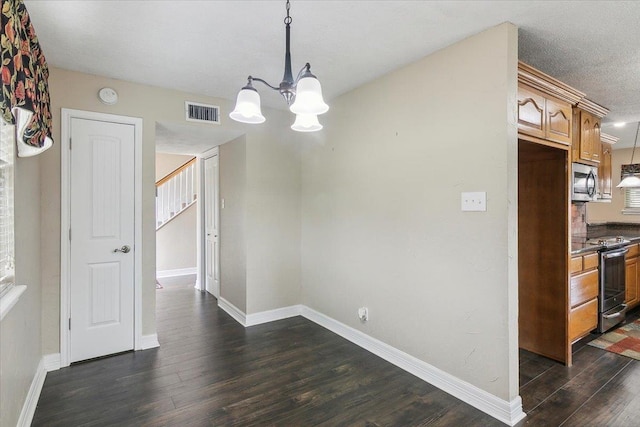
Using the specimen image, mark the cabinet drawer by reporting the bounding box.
[628,244,639,258]
[570,257,583,274]
[569,298,598,342]
[583,253,599,271]
[570,269,599,307]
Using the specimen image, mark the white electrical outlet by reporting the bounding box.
[461,192,487,212]
[358,307,368,322]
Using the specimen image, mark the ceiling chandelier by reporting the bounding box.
[229,0,328,132]
[617,122,640,188]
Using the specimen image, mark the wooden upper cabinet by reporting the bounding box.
[546,97,573,145]
[517,62,585,148]
[517,83,572,145]
[573,100,608,165]
[517,84,546,139]
[577,110,601,163]
[598,140,614,200]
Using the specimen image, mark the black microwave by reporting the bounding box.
[571,163,598,202]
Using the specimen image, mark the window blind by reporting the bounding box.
[0,118,15,299]
[625,185,640,210]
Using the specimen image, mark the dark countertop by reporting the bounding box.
[571,223,640,255]
[570,241,600,256]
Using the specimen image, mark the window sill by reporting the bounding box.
[0,285,26,321]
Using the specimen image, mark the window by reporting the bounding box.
[0,118,15,299]
[623,185,640,215]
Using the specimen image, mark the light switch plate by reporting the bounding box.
[461,192,486,212]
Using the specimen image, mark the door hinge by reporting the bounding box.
[69,138,72,150]
[68,318,71,330]
[69,228,72,241]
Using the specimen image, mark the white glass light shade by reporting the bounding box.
[291,114,323,132]
[290,76,329,115]
[617,175,640,188]
[229,88,265,124]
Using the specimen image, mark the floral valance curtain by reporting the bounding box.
[1,0,53,157]
[621,164,640,178]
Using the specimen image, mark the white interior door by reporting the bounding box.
[69,118,135,363]
[204,155,220,297]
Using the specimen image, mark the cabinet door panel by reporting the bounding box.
[599,143,612,199]
[518,85,545,139]
[580,112,594,161]
[546,98,572,145]
[591,121,601,162]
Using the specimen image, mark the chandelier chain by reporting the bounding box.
[284,0,292,25]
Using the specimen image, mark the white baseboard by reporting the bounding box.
[218,297,246,326]
[156,267,197,279]
[43,353,61,371]
[139,334,160,349]
[300,306,525,426]
[17,357,47,427]
[245,304,303,326]
[220,301,525,426]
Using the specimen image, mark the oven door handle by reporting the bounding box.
[603,248,629,259]
[603,304,628,319]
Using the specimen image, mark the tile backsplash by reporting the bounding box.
[571,203,587,237]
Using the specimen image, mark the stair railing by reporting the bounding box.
[156,157,197,230]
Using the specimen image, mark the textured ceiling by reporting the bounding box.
[23,1,640,150]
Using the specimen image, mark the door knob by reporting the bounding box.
[113,245,131,253]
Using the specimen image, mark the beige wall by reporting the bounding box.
[220,136,247,311]
[156,204,197,272]
[587,147,640,223]
[155,153,193,181]
[1,154,42,427]
[218,119,302,314]
[300,23,519,401]
[245,126,302,314]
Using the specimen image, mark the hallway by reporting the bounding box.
[31,283,500,426]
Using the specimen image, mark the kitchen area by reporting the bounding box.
[517,61,640,366]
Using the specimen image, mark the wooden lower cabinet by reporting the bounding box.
[570,269,598,307]
[569,299,598,342]
[626,244,639,309]
[569,253,600,345]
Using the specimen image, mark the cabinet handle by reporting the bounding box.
[587,171,596,197]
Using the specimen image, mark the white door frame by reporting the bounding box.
[196,146,219,296]
[60,109,143,368]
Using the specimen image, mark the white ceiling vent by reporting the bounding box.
[185,101,220,124]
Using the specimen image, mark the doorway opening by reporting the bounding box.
[155,153,199,290]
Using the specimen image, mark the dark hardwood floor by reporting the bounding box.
[32,283,640,426]
[32,282,501,426]
[517,308,640,426]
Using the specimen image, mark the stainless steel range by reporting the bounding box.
[586,236,629,333]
